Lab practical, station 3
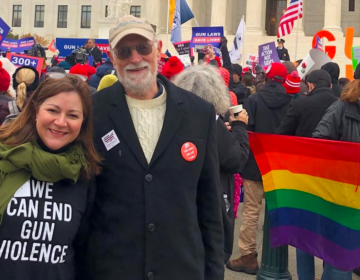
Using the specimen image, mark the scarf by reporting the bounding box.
[0,140,88,225]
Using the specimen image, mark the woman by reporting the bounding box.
[0,61,14,124]
[12,66,40,110]
[0,75,101,279]
[311,78,360,280]
[173,64,250,263]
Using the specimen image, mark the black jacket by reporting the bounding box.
[0,95,13,123]
[276,87,338,137]
[242,81,292,181]
[277,47,290,61]
[86,75,224,280]
[217,118,249,263]
[313,100,360,142]
[88,46,103,66]
[232,81,249,104]
[321,62,343,98]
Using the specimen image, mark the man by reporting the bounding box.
[277,38,290,61]
[86,39,103,66]
[86,15,224,280]
[226,62,291,275]
[277,70,338,137]
[321,62,343,98]
[231,63,249,104]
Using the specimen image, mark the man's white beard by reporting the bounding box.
[117,58,158,97]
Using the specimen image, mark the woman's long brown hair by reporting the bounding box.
[340,79,360,103]
[0,75,101,180]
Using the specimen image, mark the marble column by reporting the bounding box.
[146,0,162,33]
[323,0,343,34]
[210,0,229,34]
[245,0,266,35]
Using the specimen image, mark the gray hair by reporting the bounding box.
[173,65,231,115]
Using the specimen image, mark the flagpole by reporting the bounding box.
[193,18,200,27]
[294,1,301,61]
[166,0,170,51]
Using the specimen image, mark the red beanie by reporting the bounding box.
[219,67,230,87]
[0,61,11,92]
[265,62,287,83]
[242,66,251,77]
[283,71,301,94]
[69,63,96,81]
[161,56,184,80]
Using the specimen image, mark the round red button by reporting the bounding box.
[181,142,198,162]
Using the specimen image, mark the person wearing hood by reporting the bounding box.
[89,57,115,89]
[321,62,343,98]
[277,69,337,138]
[226,62,291,275]
[231,64,249,104]
[57,54,76,71]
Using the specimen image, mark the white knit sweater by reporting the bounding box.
[125,87,167,163]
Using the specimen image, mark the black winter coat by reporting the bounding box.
[276,87,338,137]
[313,100,360,142]
[277,47,290,61]
[242,81,292,181]
[217,118,249,263]
[86,75,224,280]
[0,94,13,124]
[232,81,249,104]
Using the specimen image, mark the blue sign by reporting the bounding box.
[87,56,94,66]
[9,54,40,68]
[56,38,109,59]
[190,27,224,49]
[0,17,11,45]
[0,37,36,53]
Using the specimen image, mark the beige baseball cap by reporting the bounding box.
[109,15,156,49]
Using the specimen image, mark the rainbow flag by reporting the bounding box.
[249,133,360,271]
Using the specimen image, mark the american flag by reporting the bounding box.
[277,0,303,38]
[314,35,324,52]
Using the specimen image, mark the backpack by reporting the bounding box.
[3,100,20,125]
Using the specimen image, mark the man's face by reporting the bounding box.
[107,34,162,96]
[233,73,240,83]
[278,42,283,48]
[87,40,95,49]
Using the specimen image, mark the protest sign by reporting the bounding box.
[352,46,360,71]
[55,38,109,59]
[6,53,43,76]
[0,17,11,45]
[173,40,193,56]
[0,37,35,53]
[258,42,280,67]
[157,57,166,73]
[178,54,191,68]
[246,54,259,66]
[190,27,224,49]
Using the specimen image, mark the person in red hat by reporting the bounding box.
[283,71,301,99]
[227,62,292,275]
[69,63,97,93]
[161,56,184,80]
[0,61,14,124]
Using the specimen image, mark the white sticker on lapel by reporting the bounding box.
[102,130,120,151]
[14,180,31,198]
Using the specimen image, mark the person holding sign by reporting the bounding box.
[0,76,101,279]
[276,39,290,61]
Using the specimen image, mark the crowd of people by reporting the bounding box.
[0,13,360,280]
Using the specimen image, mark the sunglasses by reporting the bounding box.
[46,72,88,82]
[113,42,154,60]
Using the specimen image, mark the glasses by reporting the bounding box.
[46,72,88,82]
[112,42,154,60]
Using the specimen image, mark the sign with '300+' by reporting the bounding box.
[6,53,43,76]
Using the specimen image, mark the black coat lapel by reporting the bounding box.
[109,82,148,169]
[150,76,184,166]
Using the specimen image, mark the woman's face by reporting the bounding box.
[36,91,84,150]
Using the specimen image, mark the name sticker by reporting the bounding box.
[102,130,120,151]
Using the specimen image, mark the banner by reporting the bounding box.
[0,17,11,45]
[55,38,109,59]
[352,46,360,71]
[6,53,43,76]
[258,42,280,67]
[0,37,35,53]
[230,16,246,62]
[173,40,193,56]
[178,54,191,68]
[190,27,224,49]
